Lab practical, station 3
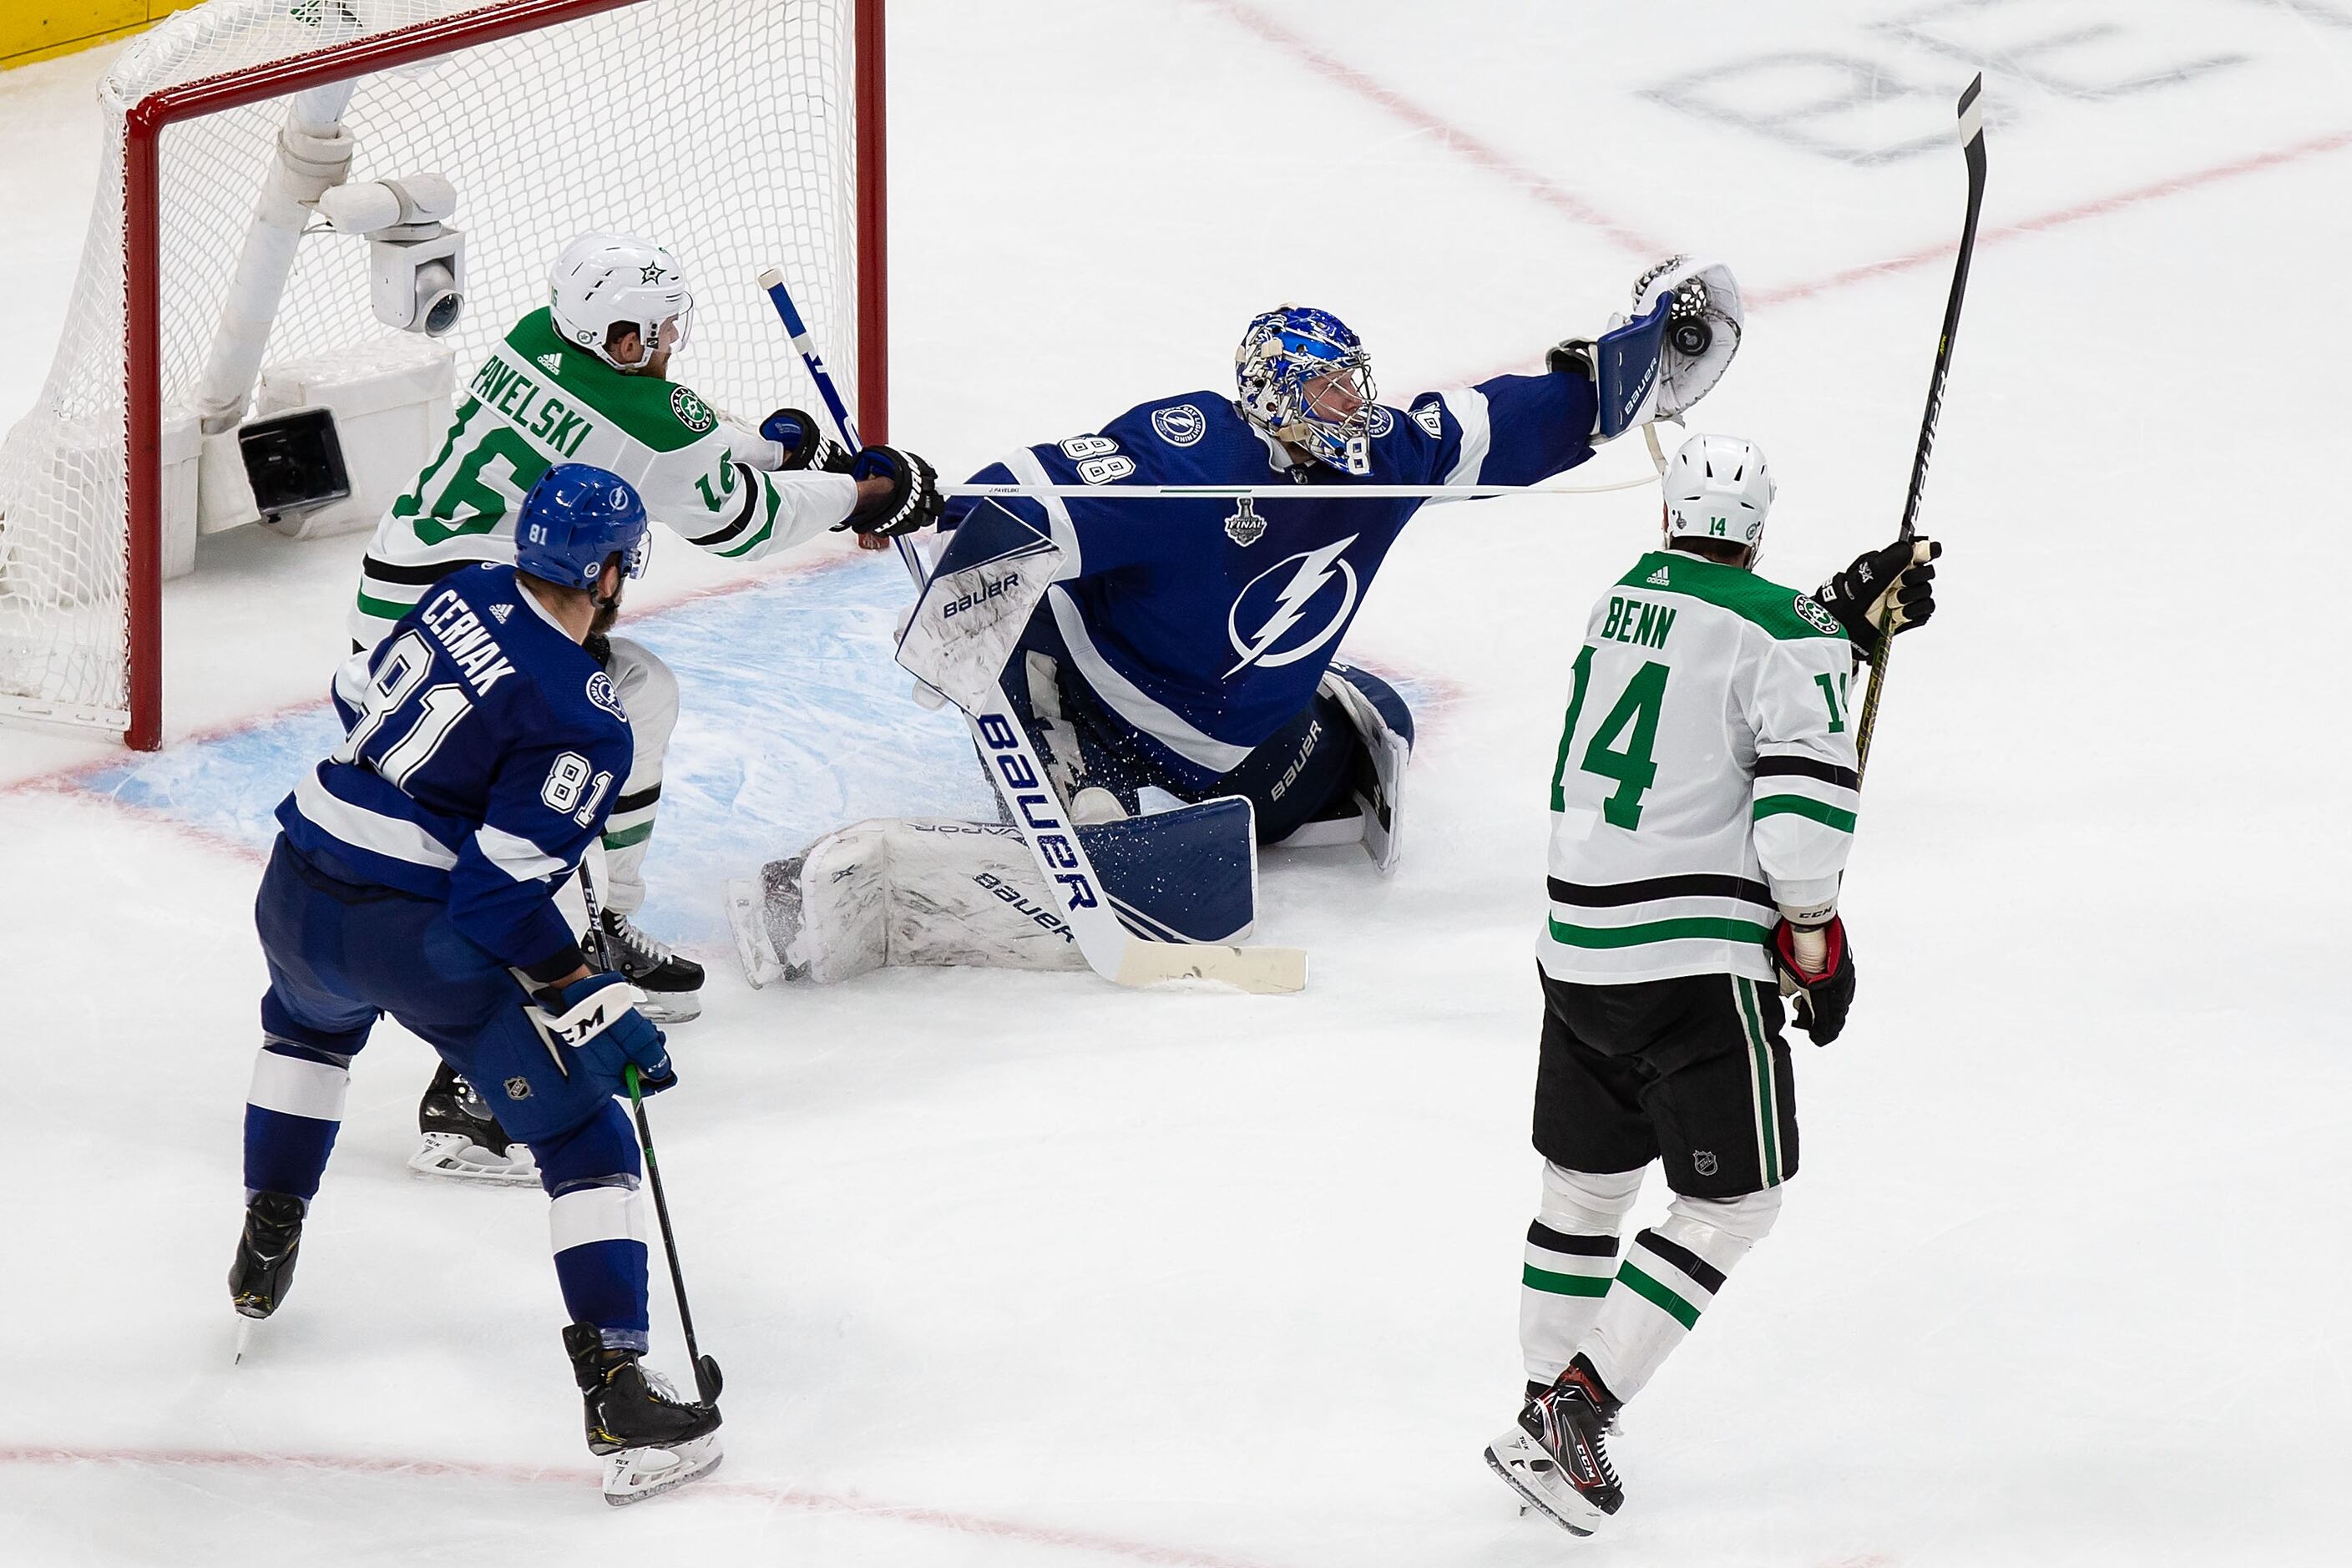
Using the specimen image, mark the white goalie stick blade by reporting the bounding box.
[722,878,782,989]
[603,1433,723,1506]
[1114,938,1307,993]
[407,1132,539,1187]
[1484,1429,1606,1538]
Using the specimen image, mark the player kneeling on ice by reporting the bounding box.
[733,259,1748,984]
[232,466,722,1504]
[1484,434,1939,1536]
[355,231,941,1179]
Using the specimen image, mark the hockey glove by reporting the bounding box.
[1631,256,1743,418]
[1768,916,1855,1046]
[761,407,853,473]
[531,974,675,1095]
[842,444,944,539]
[1814,537,1940,664]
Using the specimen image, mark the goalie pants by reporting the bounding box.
[1517,968,1794,1401]
[243,837,653,1350]
[1004,648,1396,844]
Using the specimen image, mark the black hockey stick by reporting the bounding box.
[575,864,722,1404]
[1854,73,1986,779]
[625,1064,722,1404]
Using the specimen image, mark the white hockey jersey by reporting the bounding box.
[1541,549,1860,984]
[351,307,859,647]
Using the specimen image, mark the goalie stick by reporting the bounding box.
[756,269,1308,994]
[1855,73,1985,779]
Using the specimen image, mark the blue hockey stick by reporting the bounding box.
[754,268,1305,993]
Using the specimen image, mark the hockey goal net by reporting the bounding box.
[0,0,884,749]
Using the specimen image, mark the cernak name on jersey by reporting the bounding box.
[417,579,522,695]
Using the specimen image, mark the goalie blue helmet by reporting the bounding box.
[1235,305,1377,476]
[515,463,651,591]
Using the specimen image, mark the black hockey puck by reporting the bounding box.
[1669,318,1713,357]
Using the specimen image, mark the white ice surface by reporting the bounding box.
[5,2,2352,1563]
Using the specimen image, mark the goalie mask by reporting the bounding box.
[1236,305,1376,476]
[1662,432,1774,562]
[549,232,693,372]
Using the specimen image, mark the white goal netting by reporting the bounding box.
[0,0,864,740]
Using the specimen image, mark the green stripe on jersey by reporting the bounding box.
[1614,552,1847,643]
[1548,915,1773,949]
[1618,1262,1702,1329]
[1523,1264,1614,1297]
[1753,794,1857,832]
[601,822,655,849]
[355,590,412,624]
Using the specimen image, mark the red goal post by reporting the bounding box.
[1,0,888,751]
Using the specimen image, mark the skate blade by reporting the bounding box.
[1483,1436,1601,1538]
[637,989,702,1024]
[722,879,782,989]
[603,1434,722,1505]
[407,1133,539,1186]
[232,1318,255,1365]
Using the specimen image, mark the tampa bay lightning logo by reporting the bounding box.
[1151,402,1206,447]
[585,670,625,719]
[1226,535,1360,677]
[1363,404,1394,438]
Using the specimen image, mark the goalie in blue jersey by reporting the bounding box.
[731,259,1777,984]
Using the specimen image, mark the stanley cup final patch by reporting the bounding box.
[1225,496,1267,547]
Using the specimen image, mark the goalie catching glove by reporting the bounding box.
[1547,256,1744,439]
[1767,915,1855,1046]
[841,445,943,539]
[1813,537,1941,664]
[530,973,675,1095]
[760,407,852,474]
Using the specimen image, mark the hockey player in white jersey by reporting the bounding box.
[1485,433,1939,1535]
[366,232,942,1178]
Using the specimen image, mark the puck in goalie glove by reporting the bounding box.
[1669,317,1713,357]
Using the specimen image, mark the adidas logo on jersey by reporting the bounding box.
[1646,565,1671,586]
[490,603,513,623]
[538,353,564,375]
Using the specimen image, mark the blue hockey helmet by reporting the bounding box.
[515,463,650,592]
[1235,304,1377,476]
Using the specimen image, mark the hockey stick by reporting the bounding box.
[938,477,1658,500]
[1854,74,1985,780]
[624,1063,722,1404]
[756,269,1308,994]
[577,865,721,1404]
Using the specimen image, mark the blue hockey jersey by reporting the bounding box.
[276,563,634,977]
[943,372,1598,787]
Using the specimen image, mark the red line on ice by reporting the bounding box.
[1753,123,2352,306]
[1194,0,1667,259]
[0,1443,1275,1567]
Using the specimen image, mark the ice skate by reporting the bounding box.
[564,1323,723,1505]
[599,908,704,1023]
[228,1191,306,1320]
[408,1060,539,1185]
[1485,1355,1624,1536]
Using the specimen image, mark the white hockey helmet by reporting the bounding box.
[548,232,693,372]
[1662,432,1774,559]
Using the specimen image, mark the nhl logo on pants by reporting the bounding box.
[505,1075,533,1101]
[1692,1150,1718,1176]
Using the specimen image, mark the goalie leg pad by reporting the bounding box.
[727,800,1261,985]
[1265,664,1414,871]
[595,635,677,916]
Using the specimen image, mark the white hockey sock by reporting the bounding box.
[1520,1163,1644,1384]
[599,636,678,913]
[1579,1187,1781,1404]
